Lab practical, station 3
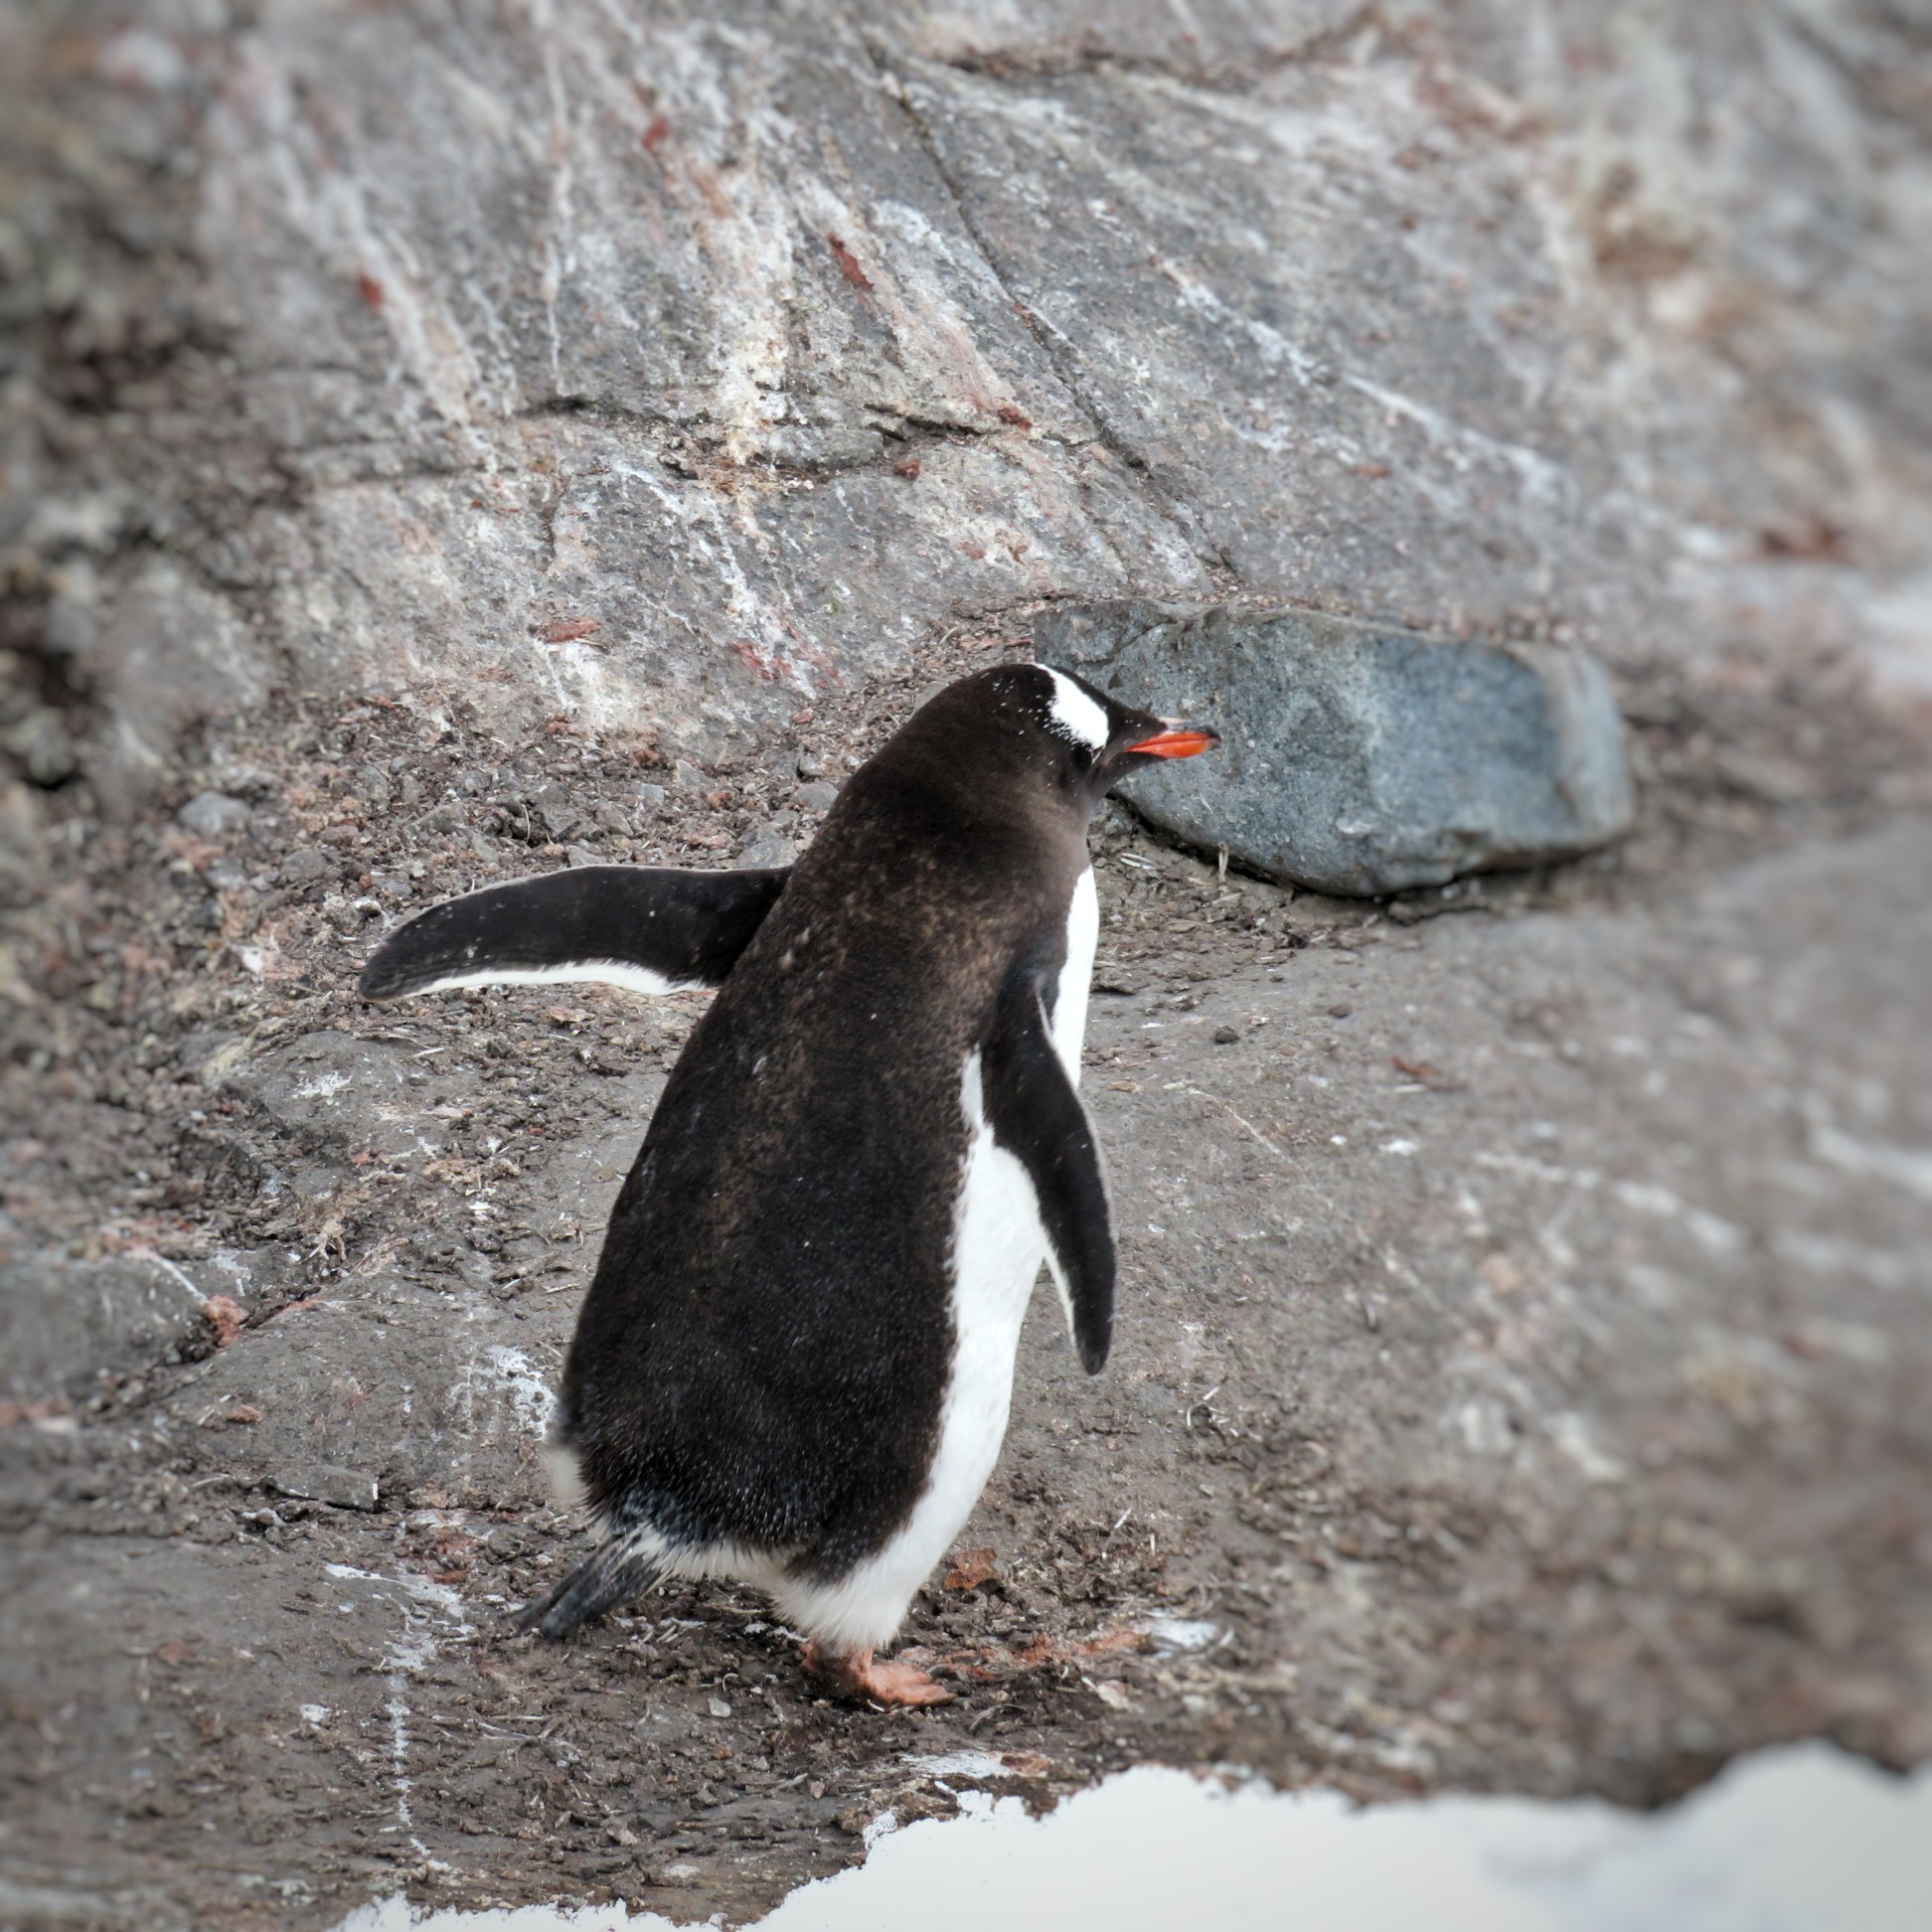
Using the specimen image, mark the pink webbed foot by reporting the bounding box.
[800,1640,954,1707]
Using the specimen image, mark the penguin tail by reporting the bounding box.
[514,1540,663,1641]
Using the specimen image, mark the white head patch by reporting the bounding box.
[1042,668,1110,752]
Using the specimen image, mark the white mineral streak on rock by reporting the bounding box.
[1808,1121,1932,1206]
[1549,1410,1630,1486]
[206,43,496,443]
[1340,373,1569,507]
[858,196,1044,430]
[1861,570,1932,702]
[323,1563,474,1872]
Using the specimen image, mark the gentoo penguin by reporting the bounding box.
[358,665,1216,1705]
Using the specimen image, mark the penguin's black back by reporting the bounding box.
[561,673,1090,1581]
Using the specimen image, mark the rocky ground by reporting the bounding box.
[3,3,1931,1928]
[2,624,1930,1929]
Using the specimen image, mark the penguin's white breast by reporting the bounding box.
[1050,866,1098,1081]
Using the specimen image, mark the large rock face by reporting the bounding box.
[1043,599,1634,891]
[3,0,1926,808]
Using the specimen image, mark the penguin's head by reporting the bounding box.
[929,664,1218,816]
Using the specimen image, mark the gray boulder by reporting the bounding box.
[1041,601,1634,895]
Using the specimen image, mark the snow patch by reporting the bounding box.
[327,1741,1930,1931]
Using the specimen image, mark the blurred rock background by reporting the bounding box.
[3,0,1929,815]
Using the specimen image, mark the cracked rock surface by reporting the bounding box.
[3,2,1931,1927]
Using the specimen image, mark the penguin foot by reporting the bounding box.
[800,1641,954,1707]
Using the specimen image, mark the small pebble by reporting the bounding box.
[1328,1003,1354,1019]
[211,761,278,800]
[268,1464,380,1512]
[1212,1026,1239,1045]
[177,790,252,840]
[278,848,334,886]
[735,832,796,871]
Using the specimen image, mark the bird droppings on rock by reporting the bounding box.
[1041,601,1635,895]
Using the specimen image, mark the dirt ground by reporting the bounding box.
[2,629,1930,1930]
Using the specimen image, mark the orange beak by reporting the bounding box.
[1122,724,1219,759]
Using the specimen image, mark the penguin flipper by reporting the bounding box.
[983,975,1116,1374]
[514,1540,663,1640]
[357,864,790,1001]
